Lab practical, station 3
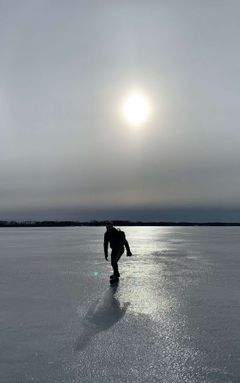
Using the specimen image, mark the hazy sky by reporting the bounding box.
[1,1,240,221]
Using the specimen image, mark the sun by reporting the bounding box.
[122,93,150,127]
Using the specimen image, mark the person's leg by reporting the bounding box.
[111,247,124,277]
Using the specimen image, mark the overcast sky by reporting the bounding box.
[1,1,240,221]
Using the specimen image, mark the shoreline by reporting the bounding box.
[1,220,240,227]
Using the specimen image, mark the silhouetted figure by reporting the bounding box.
[104,221,132,281]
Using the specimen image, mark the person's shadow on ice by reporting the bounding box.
[75,285,130,351]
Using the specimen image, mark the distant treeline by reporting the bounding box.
[1,220,240,227]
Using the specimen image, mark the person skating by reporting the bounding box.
[104,221,132,282]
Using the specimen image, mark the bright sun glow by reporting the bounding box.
[122,93,150,126]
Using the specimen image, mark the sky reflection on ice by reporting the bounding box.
[1,227,240,382]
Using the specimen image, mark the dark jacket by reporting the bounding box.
[104,227,131,256]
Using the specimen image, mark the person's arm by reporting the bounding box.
[104,232,109,260]
[124,238,132,256]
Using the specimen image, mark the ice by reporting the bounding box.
[0,226,240,382]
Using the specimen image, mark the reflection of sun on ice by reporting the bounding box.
[122,93,150,127]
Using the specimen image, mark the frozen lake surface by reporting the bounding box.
[0,226,240,383]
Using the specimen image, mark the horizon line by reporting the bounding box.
[1,219,240,227]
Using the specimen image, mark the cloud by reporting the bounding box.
[1,1,240,220]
